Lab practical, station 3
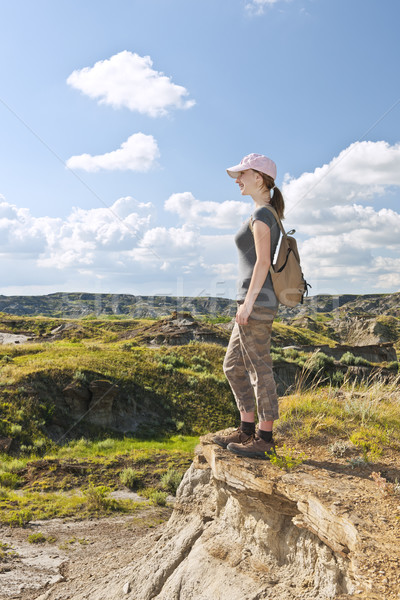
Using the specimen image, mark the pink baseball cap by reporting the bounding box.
[226,153,277,180]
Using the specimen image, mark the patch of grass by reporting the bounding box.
[350,429,383,461]
[28,532,47,544]
[272,322,336,347]
[140,488,168,506]
[84,485,119,512]
[270,444,307,471]
[306,351,335,373]
[120,468,144,489]
[160,468,184,495]
[277,375,400,451]
[0,471,22,489]
[0,485,143,527]
[46,435,199,460]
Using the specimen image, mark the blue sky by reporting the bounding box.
[1,0,400,300]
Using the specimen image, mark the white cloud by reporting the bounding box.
[165,192,251,229]
[3,138,400,300]
[66,133,159,172]
[283,141,400,223]
[0,195,239,299]
[67,51,195,117]
[245,0,288,15]
[280,140,400,294]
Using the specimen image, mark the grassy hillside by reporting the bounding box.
[0,337,238,451]
[1,311,400,528]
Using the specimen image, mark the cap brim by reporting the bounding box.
[226,164,247,178]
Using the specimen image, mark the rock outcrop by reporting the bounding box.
[129,312,230,346]
[0,331,32,344]
[44,434,400,600]
[328,316,399,346]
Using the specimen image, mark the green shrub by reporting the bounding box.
[158,354,186,368]
[33,438,47,452]
[0,486,9,499]
[158,362,175,372]
[96,439,115,451]
[340,352,356,366]
[0,472,21,489]
[0,541,18,560]
[149,490,168,506]
[191,364,206,372]
[353,356,371,367]
[10,424,22,436]
[350,430,382,461]
[387,361,399,371]
[84,485,117,512]
[28,532,47,544]
[5,508,32,528]
[307,352,334,372]
[269,444,307,471]
[119,468,144,489]
[283,348,300,360]
[160,468,184,494]
[191,355,211,369]
[1,355,14,364]
[330,370,345,387]
[72,369,88,383]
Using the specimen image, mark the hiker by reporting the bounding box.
[212,153,284,458]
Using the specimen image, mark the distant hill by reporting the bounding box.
[1,291,400,319]
[0,292,236,319]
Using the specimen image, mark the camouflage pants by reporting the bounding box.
[223,306,279,422]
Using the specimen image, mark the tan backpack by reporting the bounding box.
[250,205,310,308]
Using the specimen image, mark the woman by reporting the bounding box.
[212,153,284,459]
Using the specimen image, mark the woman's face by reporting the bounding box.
[235,169,261,196]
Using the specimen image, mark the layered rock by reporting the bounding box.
[53,434,400,600]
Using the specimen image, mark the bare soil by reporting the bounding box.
[0,504,172,600]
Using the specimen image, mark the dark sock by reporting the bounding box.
[240,421,255,436]
[257,429,273,443]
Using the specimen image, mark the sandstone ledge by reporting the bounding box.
[36,433,400,600]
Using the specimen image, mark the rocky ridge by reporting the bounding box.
[1,291,400,321]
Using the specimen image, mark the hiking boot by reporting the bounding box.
[212,428,253,449]
[227,434,276,459]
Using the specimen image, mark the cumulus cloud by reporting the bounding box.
[66,133,159,172]
[0,195,239,299]
[280,140,400,293]
[165,192,251,229]
[67,51,195,117]
[283,141,400,222]
[3,138,400,299]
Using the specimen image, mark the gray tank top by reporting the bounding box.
[234,205,280,309]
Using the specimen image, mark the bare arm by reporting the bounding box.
[236,219,271,325]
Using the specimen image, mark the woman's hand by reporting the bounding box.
[236,303,252,325]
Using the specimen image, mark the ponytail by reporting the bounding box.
[256,172,285,219]
[270,186,285,220]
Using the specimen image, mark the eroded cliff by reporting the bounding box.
[35,433,400,600]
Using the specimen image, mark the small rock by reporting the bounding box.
[123,581,131,594]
